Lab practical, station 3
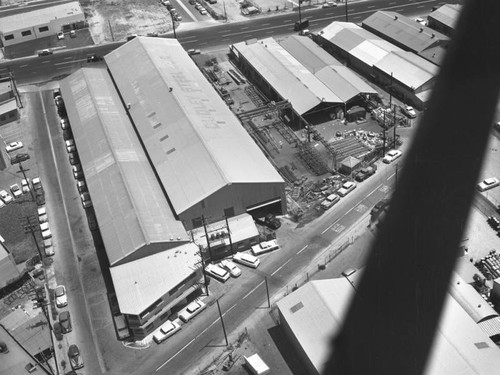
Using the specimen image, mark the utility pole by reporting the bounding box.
[216,299,228,346]
[298,0,302,29]
[198,249,210,296]
[170,12,177,38]
[224,216,234,255]
[223,1,227,21]
[18,162,35,201]
[265,276,270,308]
[345,0,348,22]
[108,20,115,42]
[382,111,386,156]
[393,104,397,149]
[202,215,214,261]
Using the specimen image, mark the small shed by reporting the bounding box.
[346,106,366,122]
[339,156,361,175]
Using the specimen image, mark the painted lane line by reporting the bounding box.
[155,337,196,372]
[242,281,264,299]
[223,303,238,317]
[222,23,287,37]
[297,245,308,255]
[271,258,293,276]
[20,64,28,68]
[54,59,86,66]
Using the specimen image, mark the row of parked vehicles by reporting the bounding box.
[53,90,85,373]
[0,177,37,208]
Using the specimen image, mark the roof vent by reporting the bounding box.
[394,15,398,20]
[170,237,174,241]
[419,28,423,33]
[127,103,131,110]
[177,237,181,240]
[431,33,435,38]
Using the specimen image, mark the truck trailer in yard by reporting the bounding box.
[245,354,270,375]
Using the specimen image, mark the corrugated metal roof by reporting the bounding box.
[429,4,462,29]
[279,35,342,73]
[0,98,17,114]
[110,242,200,315]
[449,273,498,323]
[315,66,377,102]
[277,279,500,375]
[60,68,189,266]
[232,40,329,114]
[478,317,500,338]
[362,11,449,54]
[105,38,283,215]
[374,51,437,91]
[0,1,83,34]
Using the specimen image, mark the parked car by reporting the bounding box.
[69,152,80,165]
[87,54,103,63]
[21,179,30,193]
[54,95,64,108]
[382,149,402,164]
[320,193,340,210]
[200,8,207,15]
[195,3,202,9]
[70,30,76,38]
[68,344,84,370]
[354,167,376,182]
[342,267,357,277]
[179,300,207,323]
[205,264,230,282]
[55,285,68,308]
[0,190,13,204]
[53,322,63,341]
[72,165,83,179]
[257,213,281,230]
[5,141,23,153]
[10,153,30,165]
[477,177,500,192]
[60,118,69,130]
[44,242,54,257]
[57,31,65,40]
[66,139,76,153]
[338,181,357,197]
[251,239,280,256]
[322,1,337,7]
[77,180,87,193]
[59,311,72,333]
[175,14,183,21]
[38,206,47,221]
[38,49,53,56]
[153,320,181,344]
[402,105,417,118]
[220,259,241,277]
[10,184,22,198]
[80,192,92,208]
[40,222,52,239]
[415,17,426,26]
[187,49,201,55]
[32,177,42,191]
[233,252,260,268]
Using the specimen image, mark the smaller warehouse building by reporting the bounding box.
[0,1,85,47]
[427,4,462,37]
[317,22,438,109]
[230,36,378,123]
[0,239,21,289]
[362,11,449,66]
[277,277,500,375]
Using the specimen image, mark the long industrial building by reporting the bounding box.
[60,37,286,340]
[277,276,500,375]
[230,36,378,123]
[317,22,438,109]
[427,4,462,37]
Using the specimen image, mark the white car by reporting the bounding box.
[153,320,181,344]
[320,194,340,210]
[21,179,30,193]
[205,264,230,282]
[57,32,65,40]
[40,222,52,239]
[0,190,13,204]
[38,206,48,223]
[179,300,206,323]
[32,177,42,191]
[383,149,402,164]
[220,259,241,277]
[200,8,207,14]
[233,252,260,268]
[415,17,426,26]
[402,105,417,118]
[80,192,92,208]
[45,243,55,257]
[55,285,68,308]
[477,177,500,192]
[66,139,76,153]
[251,239,280,256]
[322,1,337,7]
[10,184,22,198]
[337,181,357,197]
[5,141,23,153]
[60,118,69,130]
[77,180,87,193]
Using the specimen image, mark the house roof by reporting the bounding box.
[277,278,500,375]
[0,1,83,34]
[110,242,200,315]
[105,37,283,215]
[362,11,449,54]
[60,68,188,266]
[340,156,361,168]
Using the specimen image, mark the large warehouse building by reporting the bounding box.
[0,1,85,47]
[60,37,285,339]
[427,4,462,37]
[277,276,500,375]
[230,36,378,123]
[317,22,438,109]
[362,11,449,66]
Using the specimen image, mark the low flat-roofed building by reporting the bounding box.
[428,4,462,37]
[277,278,500,375]
[60,67,202,340]
[317,21,438,108]
[0,98,19,126]
[0,1,85,47]
[105,37,286,230]
[0,78,14,103]
[362,11,449,65]
[0,240,20,288]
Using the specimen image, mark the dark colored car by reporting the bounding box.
[264,214,281,230]
[68,344,84,370]
[59,311,72,333]
[355,167,376,182]
[10,153,30,165]
[53,322,63,341]
[87,54,103,63]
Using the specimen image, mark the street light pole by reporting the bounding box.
[169,12,177,38]
[216,299,229,346]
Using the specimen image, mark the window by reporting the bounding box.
[224,207,235,218]
[38,26,49,32]
[4,34,14,41]
[145,323,154,332]
[160,311,170,321]
[139,298,163,320]
[21,30,32,37]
